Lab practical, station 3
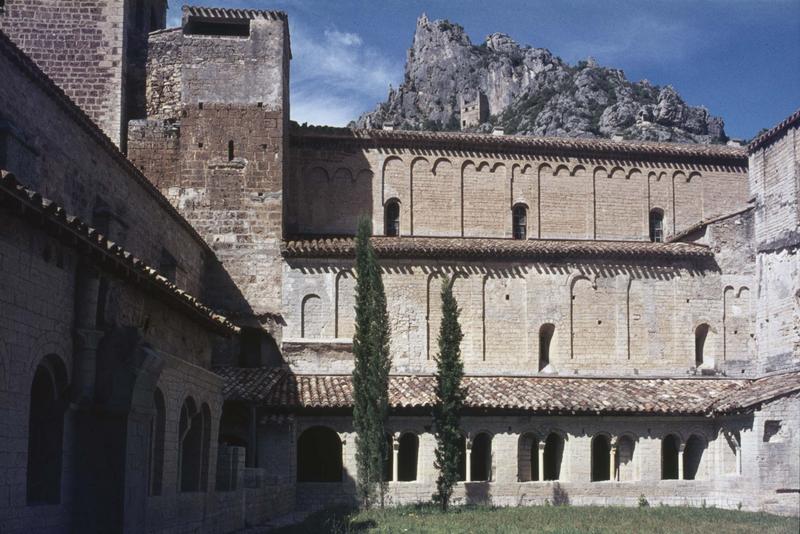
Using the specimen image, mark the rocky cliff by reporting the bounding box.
[355,15,727,143]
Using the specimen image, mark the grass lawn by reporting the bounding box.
[271,504,800,533]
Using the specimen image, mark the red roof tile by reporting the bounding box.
[217,367,800,416]
[282,236,713,261]
[748,108,800,153]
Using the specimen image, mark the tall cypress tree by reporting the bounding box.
[352,217,391,508]
[432,276,466,511]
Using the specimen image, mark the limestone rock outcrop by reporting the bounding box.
[356,14,727,143]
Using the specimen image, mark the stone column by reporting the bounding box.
[538,441,545,481]
[73,328,105,404]
[247,405,258,468]
[465,441,472,482]
[678,442,686,480]
[392,435,399,482]
[610,442,617,481]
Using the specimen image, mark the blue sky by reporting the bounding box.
[169,0,800,140]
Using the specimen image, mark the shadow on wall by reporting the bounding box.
[465,481,492,506]
[552,482,570,506]
[288,138,373,237]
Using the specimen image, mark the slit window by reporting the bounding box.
[385,200,400,237]
[695,324,709,367]
[512,204,527,240]
[228,140,235,161]
[649,209,664,242]
[539,324,554,371]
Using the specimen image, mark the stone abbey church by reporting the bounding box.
[0,1,798,532]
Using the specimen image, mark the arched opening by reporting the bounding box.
[512,204,527,240]
[518,433,539,482]
[397,433,419,481]
[200,404,211,490]
[684,435,705,480]
[26,358,67,504]
[591,435,611,482]
[539,324,555,371]
[649,208,664,242]
[695,324,709,367]
[470,433,492,481]
[384,199,400,237]
[661,434,680,480]
[178,397,206,492]
[148,388,166,496]
[543,433,564,481]
[457,434,467,481]
[616,436,636,481]
[297,426,342,482]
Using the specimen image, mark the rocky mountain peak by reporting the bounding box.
[356,15,727,144]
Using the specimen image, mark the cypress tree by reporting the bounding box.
[351,217,392,508]
[432,276,466,511]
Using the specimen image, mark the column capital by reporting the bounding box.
[74,328,105,349]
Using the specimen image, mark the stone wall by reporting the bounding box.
[0,0,166,147]
[288,145,749,241]
[748,122,800,373]
[281,256,749,376]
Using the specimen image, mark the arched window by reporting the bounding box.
[661,434,680,480]
[684,435,705,480]
[471,433,492,481]
[543,433,564,481]
[512,204,527,240]
[149,388,166,496]
[616,436,636,482]
[178,398,208,492]
[649,208,664,242]
[385,199,400,237]
[591,434,611,481]
[518,433,539,482]
[297,426,342,482]
[539,324,555,371]
[26,357,67,504]
[695,324,709,367]
[397,433,419,481]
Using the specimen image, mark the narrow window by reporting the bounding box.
[649,208,664,242]
[683,435,705,480]
[539,324,554,371]
[26,360,66,504]
[543,433,564,481]
[695,324,709,367]
[661,434,680,480]
[591,435,611,482]
[228,140,235,161]
[397,433,419,481]
[470,433,492,481]
[159,248,178,284]
[148,389,166,496]
[385,199,400,237]
[512,204,527,239]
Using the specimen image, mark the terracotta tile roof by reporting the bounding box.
[291,125,747,165]
[0,31,214,256]
[748,108,800,153]
[217,367,799,415]
[282,236,713,261]
[0,171,238,336]
[667,205,754,243]
[711,371,800,414]
[183,5,288,21]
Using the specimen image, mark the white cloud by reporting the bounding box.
[289,21,403,126]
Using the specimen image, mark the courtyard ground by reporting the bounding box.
[266,503,800,533]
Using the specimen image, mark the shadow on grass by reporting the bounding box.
[269,506,374,534]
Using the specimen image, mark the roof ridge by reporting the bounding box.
[748,108,800,153]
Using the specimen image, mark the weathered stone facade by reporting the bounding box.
[0,3,798,533]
